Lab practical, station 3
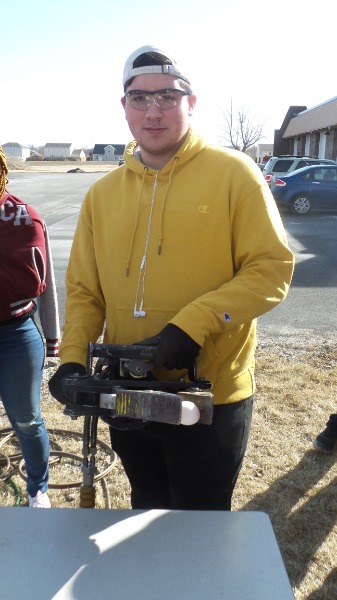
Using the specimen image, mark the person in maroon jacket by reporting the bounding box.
[0,146,60,507]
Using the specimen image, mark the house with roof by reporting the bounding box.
[43,143,75,159]
[2,142,30,161]
[92,144,125,161]
[245,143,274,165]
[255,143,273,163]
[71,148,86,161]
[274,97,337,161]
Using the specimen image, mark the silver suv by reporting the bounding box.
[263,156,336,186]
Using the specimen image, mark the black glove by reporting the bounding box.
[48,362,86,404]
[136,324,201,370]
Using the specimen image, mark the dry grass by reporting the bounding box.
[1,333,336,600]
[8,159,116,173]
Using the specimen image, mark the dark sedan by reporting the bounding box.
[271,164,337,215]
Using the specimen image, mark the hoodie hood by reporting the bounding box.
[123,128,207,175]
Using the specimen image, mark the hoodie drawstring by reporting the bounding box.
[125,159,179,317]
[157,156,178,255]
[125,167,147,277]
[133,172,158,317]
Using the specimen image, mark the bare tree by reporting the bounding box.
[219,99,264,152]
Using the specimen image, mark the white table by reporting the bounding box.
[0,508,294,599]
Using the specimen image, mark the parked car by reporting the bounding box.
[271,164,337,215]
[263,156,336,187]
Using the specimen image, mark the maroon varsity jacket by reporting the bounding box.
[0,191,60,356]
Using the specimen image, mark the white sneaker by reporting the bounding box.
[28,491,51,508]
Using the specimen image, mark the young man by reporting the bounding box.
[49,45,294,510]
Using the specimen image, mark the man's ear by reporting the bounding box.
[188,94,197,116]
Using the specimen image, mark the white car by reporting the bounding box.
[263,156,336,186]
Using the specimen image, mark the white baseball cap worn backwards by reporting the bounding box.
[123,45,191,88]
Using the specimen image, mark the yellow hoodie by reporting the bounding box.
[60,129,294,404]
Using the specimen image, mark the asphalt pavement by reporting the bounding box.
[260,209,337,339]
[6,171,337,339]
[7,171,105,326]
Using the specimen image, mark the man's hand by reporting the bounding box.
[136,324,201,370]
[48,362,86,404]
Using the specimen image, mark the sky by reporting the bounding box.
[2,0,336,149]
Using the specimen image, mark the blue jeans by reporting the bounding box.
[0,317,49,497]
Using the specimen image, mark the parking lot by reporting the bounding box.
[6,171,337,337]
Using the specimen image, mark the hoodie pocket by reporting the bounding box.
[197,335,220,384]
[105,306,179,345]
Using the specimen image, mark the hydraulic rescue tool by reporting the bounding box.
[62,342,213,507]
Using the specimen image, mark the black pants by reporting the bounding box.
[109,396,253,511]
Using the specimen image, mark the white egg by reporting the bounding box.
[181,401,200,426]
